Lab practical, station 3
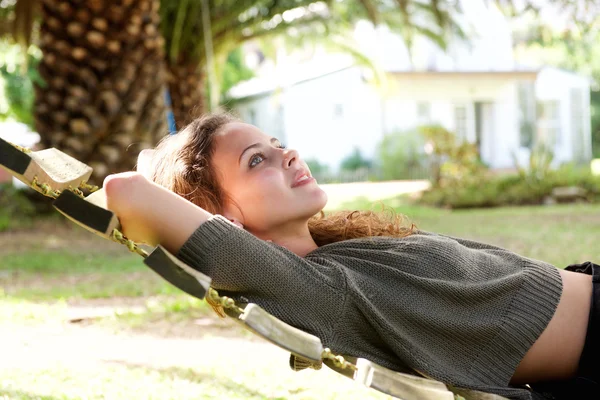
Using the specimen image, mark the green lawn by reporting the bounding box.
[1,197,599,400]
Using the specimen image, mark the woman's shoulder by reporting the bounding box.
[306,230,521,264]
[306,230,446,256]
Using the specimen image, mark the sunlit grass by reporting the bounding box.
[1,251,181,301]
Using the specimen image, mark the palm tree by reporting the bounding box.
[4,0,168,180]
[160,0,462,128]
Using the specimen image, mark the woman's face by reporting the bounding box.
[211,122,327,237]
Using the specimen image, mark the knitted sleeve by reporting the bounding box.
[176,215,347,340]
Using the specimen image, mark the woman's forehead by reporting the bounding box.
[216,123,270,148]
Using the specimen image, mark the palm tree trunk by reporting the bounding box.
[34,0,168,183]
[166,61,206,129]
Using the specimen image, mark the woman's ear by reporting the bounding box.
[226,217,244,229]
[222,205,244,229]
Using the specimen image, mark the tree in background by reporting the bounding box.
[220,48,254,101]
[2,0,461,181]
[4,0,168,180]
[0,42,43,126]
[304,158,330,179]
[340,147,371,171]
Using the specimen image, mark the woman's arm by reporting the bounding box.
[103,171,212,253]
[103,171,345,294]
[103,171,345,342]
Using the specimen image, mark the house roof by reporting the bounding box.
[389,69,540,79]
[228,63,356,101]
[229,64,543,101]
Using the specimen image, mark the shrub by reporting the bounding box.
[419,166,600,209]
[305,158,330,177]
[340,147,371,171]
[376,129,430,180]
[0,184,37,231]
[418,124,488,187]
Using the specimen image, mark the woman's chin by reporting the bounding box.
[307,186,328,212]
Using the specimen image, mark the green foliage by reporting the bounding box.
[419,128,600,208]
[376,129,429,180]
[220,47,255,100]
[340,147,371,171]
[0,42,43,126]
[591,91,600,157]
[305,158,330,177]
[420,165,600,209]
[512,143,554,181]
[0,184,36,231]
[418,125,487,187]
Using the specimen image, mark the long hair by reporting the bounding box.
[147,112,415,315]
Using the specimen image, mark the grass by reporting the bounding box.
[1,251,181,300]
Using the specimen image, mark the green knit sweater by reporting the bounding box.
[178,215,562,400]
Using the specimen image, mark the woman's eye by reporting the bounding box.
[277,143,287,150]
[249,153,265,168]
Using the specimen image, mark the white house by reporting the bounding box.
[229,0,592,172]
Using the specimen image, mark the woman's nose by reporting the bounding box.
[282,149,299,169]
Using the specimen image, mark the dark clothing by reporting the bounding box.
[178,215,564,399]
[531,261,600,400]
[570,261,600,388]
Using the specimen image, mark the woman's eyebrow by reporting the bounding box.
[239,143,260,164]
[238,138,280,164]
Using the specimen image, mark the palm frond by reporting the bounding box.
[14,0,37,45]
[356,0,380,25]
[168,0,191,62]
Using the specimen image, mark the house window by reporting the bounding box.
[333,103,344,118]
[570,88,585,162]
[417,102,431,124]
[274,104,286,144]
[249,109,257,125]
[454,105,468,141]
[537,101,560,148]
[517,82,536,148]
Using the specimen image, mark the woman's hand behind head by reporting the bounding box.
[103,171,215,254]
[104,172,159,245]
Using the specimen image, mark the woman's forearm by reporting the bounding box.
[104,172,212,254]
[146,182,213,253]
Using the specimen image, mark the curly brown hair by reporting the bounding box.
[146,112,415,315]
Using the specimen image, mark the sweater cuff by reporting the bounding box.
[177,215,238,276]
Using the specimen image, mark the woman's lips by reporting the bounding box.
[292,175,315,188]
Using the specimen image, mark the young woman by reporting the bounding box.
[103,113,597,400]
